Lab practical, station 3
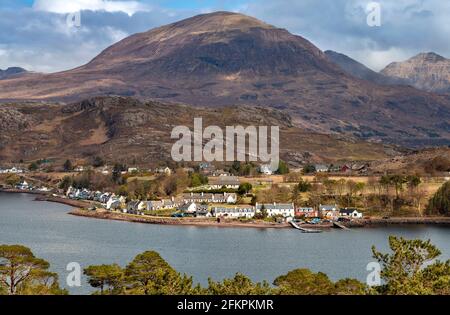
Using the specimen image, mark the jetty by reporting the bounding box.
[333,221,350,230]
[290,221,323,233]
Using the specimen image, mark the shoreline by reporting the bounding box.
[2,189,450,229]
[69,208,450,229]
[69,208,294,229]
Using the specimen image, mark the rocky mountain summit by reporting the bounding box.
[381,52,450,93]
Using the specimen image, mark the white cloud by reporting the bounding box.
[351,48,413,71]
[33,0,150,16]
[104,26,129,43]
[240,0,450,71]
[3,1,450,73]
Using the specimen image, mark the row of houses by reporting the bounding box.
[0,167,25,174]
[65,185,363,220]
[11,180,51,192]
[65,186,239,215]
[66,187,116,204]
[182,192,237,204]
[211,204,363,220]
[207,176,240,189]
[211,203,295,219]
[65,187,177,214]
[295,205,362,219]
[314,164,369,174]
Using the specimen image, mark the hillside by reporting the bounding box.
[324,50,406,86]
[0,96,398,166]
[0,12,449,147]
[370,147,450,175]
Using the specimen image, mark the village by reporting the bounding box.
[62,186,363,222]
[0,161,382,228]
[1,155,449,229]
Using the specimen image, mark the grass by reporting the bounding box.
[127,175,156,183]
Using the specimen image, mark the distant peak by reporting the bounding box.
[0,67,28,79]
[1,67,27,72]
[411,52,447,62]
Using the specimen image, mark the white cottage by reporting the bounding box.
[255,203,295,218]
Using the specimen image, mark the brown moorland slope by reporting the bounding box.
[0,96,399,166]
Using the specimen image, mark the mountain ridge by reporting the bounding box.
[324,50,407,86]
[0,12,449,148]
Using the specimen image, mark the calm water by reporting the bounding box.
[0,192,449,295]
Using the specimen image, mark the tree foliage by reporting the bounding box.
[0,245,66,295]
[207,273,273,295]
[124,251,197,295]
[63,159,73,172]
[190,172,208,187]
[426,181,450,216]
[276,160,289,175]
[274,268,335,295]
[92,156,105,168]
[3,238,449,296]
[302,164,316,174]
[372,236,449,295]
[5,174,20,186]
[238,183,253,195]
[296,178,312,193]
[84,264,124,295]
[28,162,38,172]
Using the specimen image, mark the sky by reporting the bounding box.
[1,0,449,73]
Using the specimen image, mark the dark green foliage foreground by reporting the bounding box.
[0,245,67,295]
[426,181,450,216]
[1,237,449,295]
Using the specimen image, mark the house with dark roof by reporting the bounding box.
[126,201,146,215]
[178,202,197,214]
[146,198,179,211]
[208,176,240,189]
[195,204,210,217]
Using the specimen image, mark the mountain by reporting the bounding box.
[0,12,450,148]
[0,67,28,80]
[0,97,398,165]
[381,52,450,93]
[324,50,405,86]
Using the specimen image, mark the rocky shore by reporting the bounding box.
[359,217,450,226]
[68,209,450,229]
[69,208,293,229]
